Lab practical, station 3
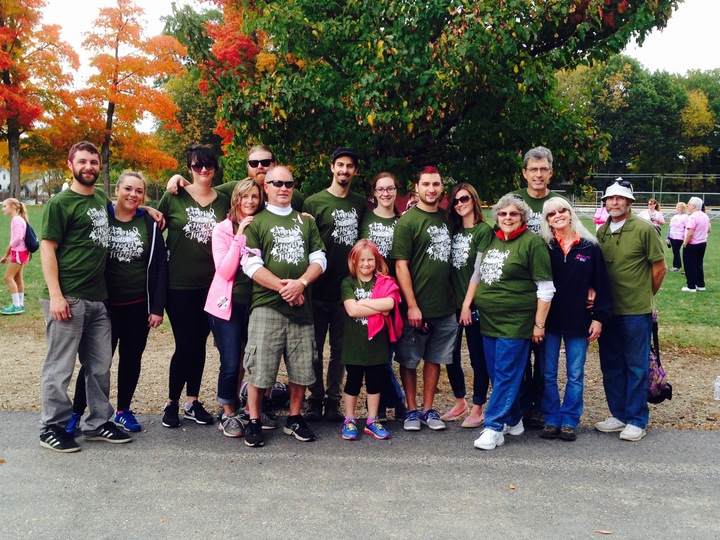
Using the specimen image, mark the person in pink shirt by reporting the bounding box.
[681,197,711,292]
[1,198,29,315]
[593,205,609,231]
[637,198,665,232]
[667,202,688,272]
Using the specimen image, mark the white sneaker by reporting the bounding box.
[474,428,505,450]
[681,287,697,293]
[503,419,525,436]
[697,287,706,291]
[619,424,646,441]
[595,417,626,432]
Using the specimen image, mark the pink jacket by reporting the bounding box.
[204,218,259,320]
[367,273,404,342]
[10,216,27,251]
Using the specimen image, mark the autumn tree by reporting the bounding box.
[188,0,678,197]
[81,0,186,192]
[0,0,78,198]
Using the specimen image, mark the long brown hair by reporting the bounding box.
[229,178,264,222]
[448,183,484,229]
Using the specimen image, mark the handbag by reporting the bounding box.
[648,311,672,404]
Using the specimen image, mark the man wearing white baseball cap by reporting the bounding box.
[594,178,667,442]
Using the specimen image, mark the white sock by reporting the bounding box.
[18,292,24,306]
[11,293,21,307]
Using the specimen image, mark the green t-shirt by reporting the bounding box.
[512,189,566,235]
[340,276,389,366]
[157,188,230,290]
[302,189,366,302]
[451,222,493,309]
[41,188,110,301]
[359,212,397,261]
[244,208,325,324]
[597,212,665,315]
[474,230,552,339]
[214,181,236,198]
[389,206,454,318]
[106,213,148,304]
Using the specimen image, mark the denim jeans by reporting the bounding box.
[448,314,488,405]
[542,333,589,428]
[598,314,652,429]
[210,302,250,405]
[482,336,530,432]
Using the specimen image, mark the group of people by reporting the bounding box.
[665,198,711,293]
[28,140,689,454]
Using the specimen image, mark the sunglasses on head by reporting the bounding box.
[606,179,632,189]
[546,207,569,218]
[248,159,274,168]
[190,162,215,172]
[453,195,471,206]
[266,180,294,189]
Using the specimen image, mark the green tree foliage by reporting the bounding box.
[183,0,677,198]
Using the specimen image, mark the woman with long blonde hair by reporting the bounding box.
[1,198,30,315]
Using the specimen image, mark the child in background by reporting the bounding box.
[1,198,30,315]
[340,240,403,440]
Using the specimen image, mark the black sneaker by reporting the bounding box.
[162,401,181,428]
[323,399,344,422]
[284,415,316,442]
[40,425,81,453]
[261,396,277,420]
[244,419,265,447]
[184,400,215,425]
[83,421,133,444]
[303,399,323,422]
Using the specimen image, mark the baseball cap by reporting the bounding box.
[331,147,359,165]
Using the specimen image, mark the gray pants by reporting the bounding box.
[40,298,113,432]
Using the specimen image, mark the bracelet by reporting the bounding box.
[534,322,545,329]
[299,277,309,288]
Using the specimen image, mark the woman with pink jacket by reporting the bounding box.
[205,178,263,438]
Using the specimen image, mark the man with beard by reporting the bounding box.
[302,148,366,422]
[390,166,456,431]
[595,178,667,442]
[38,141,132,452]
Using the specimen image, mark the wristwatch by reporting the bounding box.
[299,277,309,288]
[534,322,545,329]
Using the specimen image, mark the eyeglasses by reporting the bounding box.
[374,187,397,194]
[525,167,551,174]
[606,179,633,189]
[266,180,294,189]
[453,195,471,206]
[498,211,520,218]
[546,207,569,219]
[248,159,274,168]
[190,162,215,172]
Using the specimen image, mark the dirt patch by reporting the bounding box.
[3,325,719,430]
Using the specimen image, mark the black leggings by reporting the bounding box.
[343,364,388,396]
[73,301,150,413]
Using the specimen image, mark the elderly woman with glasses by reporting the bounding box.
[538,198,612,442]
[472,194,554,450]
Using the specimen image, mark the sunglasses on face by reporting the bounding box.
[606,179,633,189]
[266,180,294,189]
[453,195,471,206]
[498,211,520,218]
[546,207,569,218]
[190,162,215,172]
[248,159,274,168]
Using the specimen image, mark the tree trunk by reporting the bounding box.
[101,101,115,194]
[6,119,21,199]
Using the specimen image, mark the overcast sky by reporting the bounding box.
[41,0,719,83]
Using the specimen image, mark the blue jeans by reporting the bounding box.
[542,333,588,428]
[447,314,488,405]
[483,336,529,432]
[598,314,652,429]
[210,302,250,405]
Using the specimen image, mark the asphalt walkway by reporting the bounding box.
[2,411,719,539]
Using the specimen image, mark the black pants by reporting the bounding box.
[683,242,707,289]
[669,238,683,270]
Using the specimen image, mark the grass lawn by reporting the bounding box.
[1,203,718,355]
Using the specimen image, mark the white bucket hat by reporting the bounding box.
[602,178,635,201]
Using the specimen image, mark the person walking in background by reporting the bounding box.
[595,178,667,442]
[681,197,711,293]
[444,183,493,427]
[1,198,30,315]
[339,240,401,441]
[67,171,168,436]
[637,198,665,232]
[667,202,688,272]
[539,198,612,442]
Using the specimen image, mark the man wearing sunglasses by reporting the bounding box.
[512,146,567,429]
[241,166,326,447]
[301,147,366,422]
[595,178,667,442]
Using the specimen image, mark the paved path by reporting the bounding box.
[2,412,719,539]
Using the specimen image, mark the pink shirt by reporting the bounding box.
[668,213,688,240]
[637,209,665,226]
[686,210,711,245]
[9,216,27,251]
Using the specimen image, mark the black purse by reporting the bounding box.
[648,313,672,404]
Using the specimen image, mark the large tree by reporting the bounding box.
[0,0,78,198]
[82,0,186,192]
[188,0,678,197]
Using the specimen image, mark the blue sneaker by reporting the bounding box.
[421,408,446,431]
[0,304,23,315]
[66,412,82,437]
[114,409,142,432]
[341,419,358,440]
[364,420,390,440]
[403,409,421,431]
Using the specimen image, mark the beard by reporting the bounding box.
[73,168,99,187]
